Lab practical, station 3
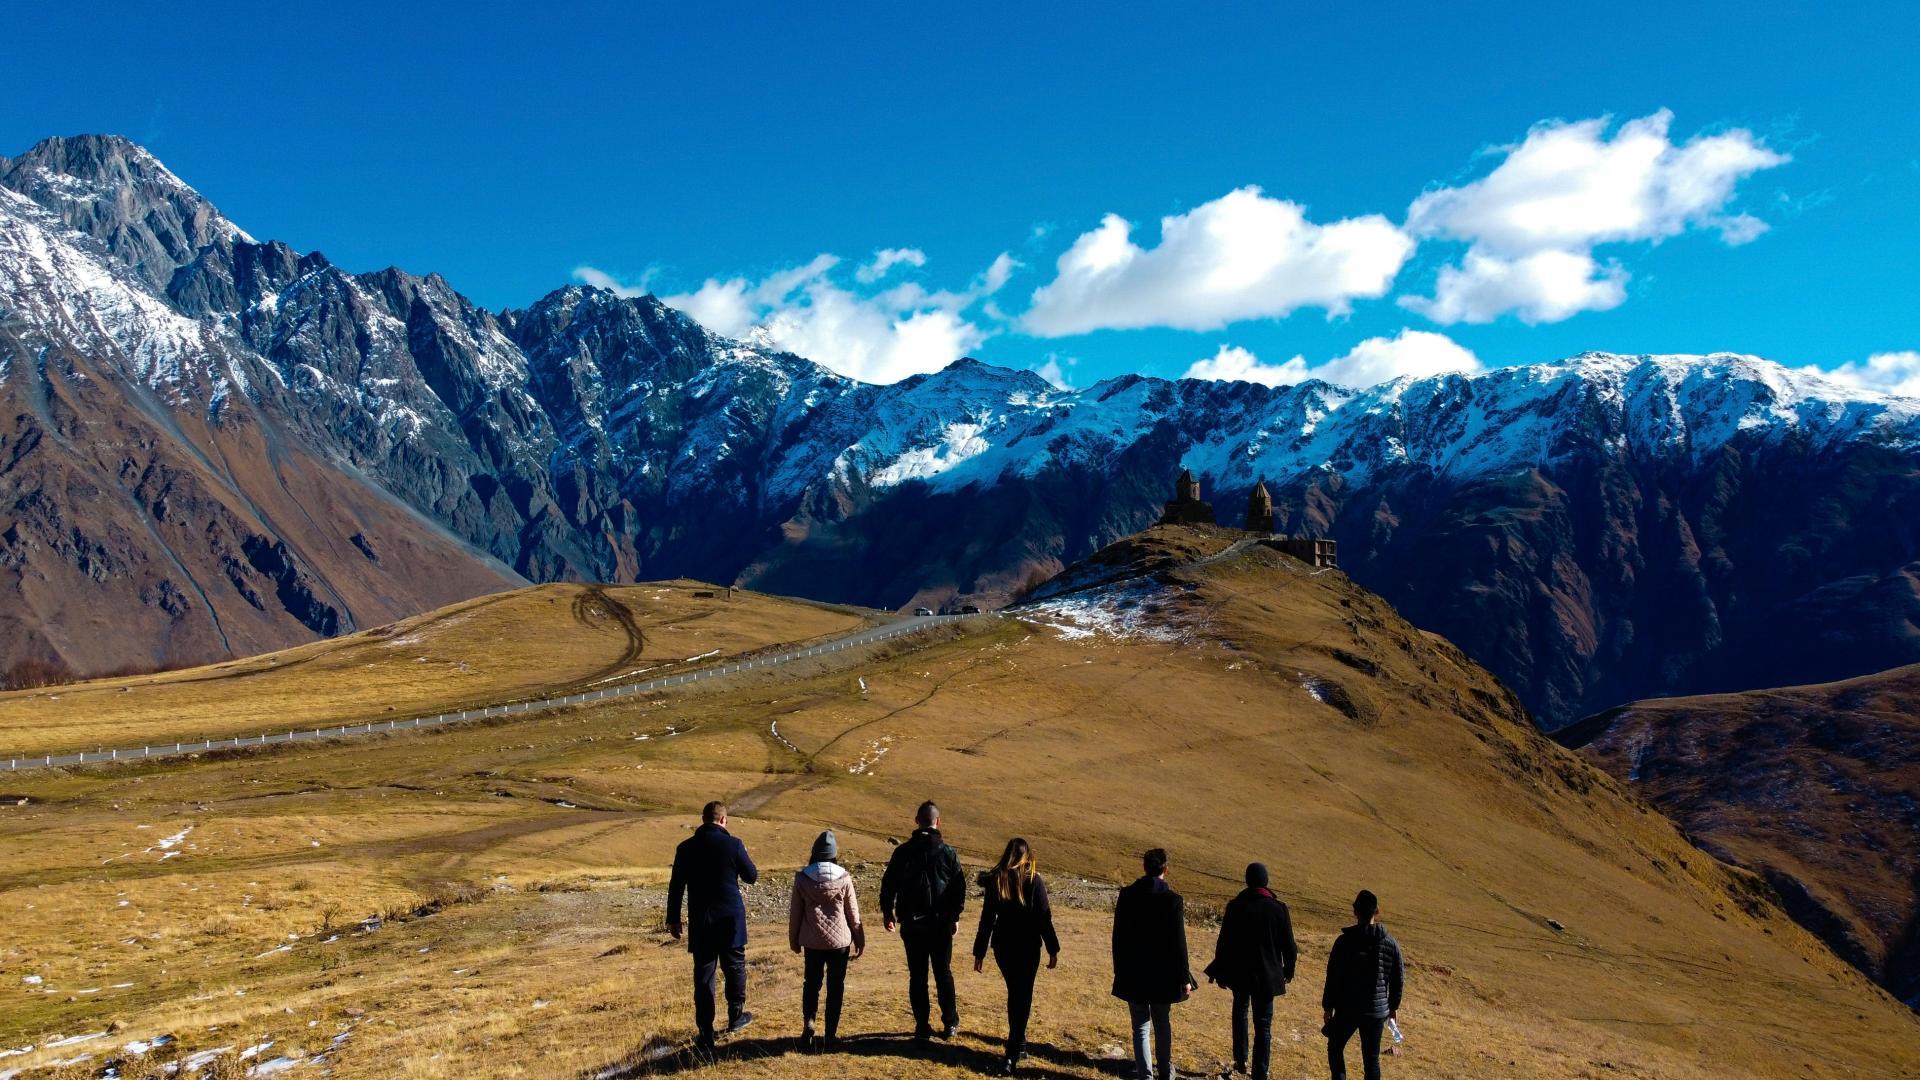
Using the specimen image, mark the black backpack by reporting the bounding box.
[900,836,952,922]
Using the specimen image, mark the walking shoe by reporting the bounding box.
[913,1026,934,1044]
[940,1022,958,1040]
[800,1022,816,1051]
[725,1011,754,1035]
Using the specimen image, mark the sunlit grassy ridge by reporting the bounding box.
[0,530,1913,1078]
[0,582,866,759]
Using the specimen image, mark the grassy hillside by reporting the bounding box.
[0,582,867,759]
[0,528,1913,1078]
[1561,663,1920,1009]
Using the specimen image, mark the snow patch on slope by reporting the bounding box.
[0,187,227,396]
[870,420,991,486]
[1016,581,1191,643]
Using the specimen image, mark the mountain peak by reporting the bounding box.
[1,133,251,290]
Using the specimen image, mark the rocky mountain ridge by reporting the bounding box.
[4,134,1918,726]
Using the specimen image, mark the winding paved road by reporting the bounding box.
[3,614,986,773]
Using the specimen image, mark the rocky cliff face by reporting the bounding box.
[0,139,522,680]
[4,134,1918,729]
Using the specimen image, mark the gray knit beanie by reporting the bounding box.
[810,830,838,863]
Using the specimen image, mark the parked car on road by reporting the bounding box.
[914,606,934,616]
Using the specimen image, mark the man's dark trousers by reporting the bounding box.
[1233,989,1275,1079]
[1326,1014,1384,1080]
[692,943,747,1044]
[902,923,958,1032]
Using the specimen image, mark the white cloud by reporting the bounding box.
[1033,353,1079,391]
[855,247,927,284]
[980,252,1018,295]
[1022,186,1414,336]
[1317,329,1484,386]
[1183,345,1309,387]
[1183,330,1481,390]
[576,255,842,338]
[1402,110,1788,324]
[658,277,757,336]
[1400,249,1628,325]
[633,252,1013,384]
[1804,351,1920,398]
[572,265,649,298]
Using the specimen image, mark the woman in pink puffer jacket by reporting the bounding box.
[789,830,865,1049]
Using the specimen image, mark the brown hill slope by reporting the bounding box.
[0,137,529,686]
[1561,663,1920,1009]
[0,334,523,684]
[0,528,1913,1078]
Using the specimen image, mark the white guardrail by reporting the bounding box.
[3,614,983,773]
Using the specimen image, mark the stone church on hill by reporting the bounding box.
[1158,470,1338,568]
[1159,468,1216,525]
[1246,479,1274,533]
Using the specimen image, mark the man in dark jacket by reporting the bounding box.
[880,800,967,1041]
[1320,890,1404,1080]
[1112,848,1196,1080]
[667,801,760,1050]
[1204,863,1298,1080]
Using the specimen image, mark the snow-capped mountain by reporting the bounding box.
[4,135,1918,726]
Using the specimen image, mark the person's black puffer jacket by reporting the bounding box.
[1320,922,1403,1019]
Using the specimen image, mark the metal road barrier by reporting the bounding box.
[3,614,985,772]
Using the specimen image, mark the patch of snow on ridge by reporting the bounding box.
[870,420,992,487]
[0,188,216,391]
[1015,582,1189,643]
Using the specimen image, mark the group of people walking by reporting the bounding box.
[667,799,1405,1079]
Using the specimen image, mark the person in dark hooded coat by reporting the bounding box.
[1203,863,1298,1079]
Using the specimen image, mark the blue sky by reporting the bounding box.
[5,1,1918,391]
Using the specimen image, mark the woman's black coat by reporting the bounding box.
[973,872,1061,965]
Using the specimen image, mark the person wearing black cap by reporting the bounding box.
[1203,863,1297,1080]
[1320,890,1403,1080]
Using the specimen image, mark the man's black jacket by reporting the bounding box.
[667,822,759,952]
[880,827,965,930]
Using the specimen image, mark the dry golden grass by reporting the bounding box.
[0,533,1914,1078]
[0,582,866,759]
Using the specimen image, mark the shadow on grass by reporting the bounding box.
[588,1028,1135,1078]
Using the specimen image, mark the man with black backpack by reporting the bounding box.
[1321,889,1404,1080]
[880,800,967,1042]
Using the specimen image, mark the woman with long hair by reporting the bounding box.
[972,837,1061,1075]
